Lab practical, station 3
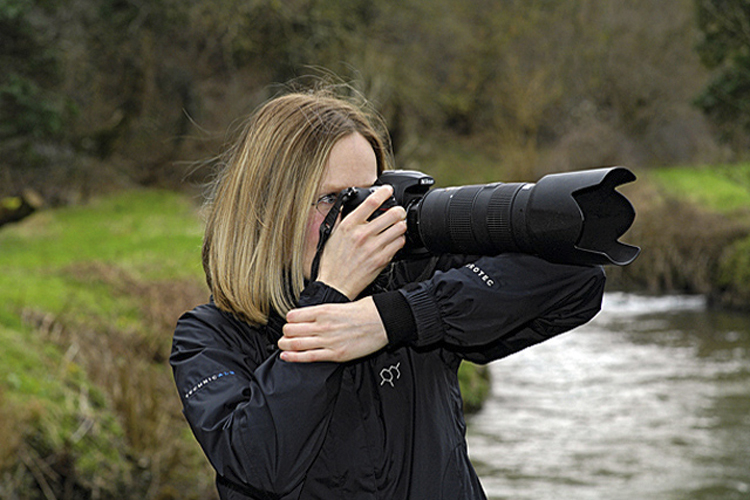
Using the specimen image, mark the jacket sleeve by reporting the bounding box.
[170,282,349,497]
[374,253,605,364]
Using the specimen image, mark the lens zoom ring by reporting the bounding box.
[448,192,476,252]
[487,186,518,251]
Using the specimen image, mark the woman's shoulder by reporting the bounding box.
[174,301,267,353]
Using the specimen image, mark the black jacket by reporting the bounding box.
[170,254,605,500]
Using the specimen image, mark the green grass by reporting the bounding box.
[0,189,204,276]
[0,189,206,394]
[0,190,204,324]
[0,189,202,394]
[650,162,750,214]
[0,189,210,497]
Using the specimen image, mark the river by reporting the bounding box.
[468,293,750,500]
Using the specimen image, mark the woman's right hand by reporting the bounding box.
[316,185,407,300]
[280,296,388,363]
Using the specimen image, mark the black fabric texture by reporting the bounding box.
[171,254,606,499]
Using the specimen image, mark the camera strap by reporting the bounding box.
[310,188,356,282]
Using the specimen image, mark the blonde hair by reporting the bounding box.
[202,89,393,325]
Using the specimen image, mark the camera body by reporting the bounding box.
[340,170,435,255]
[341,168,640,267]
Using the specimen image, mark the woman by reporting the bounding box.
[171,88,606,499]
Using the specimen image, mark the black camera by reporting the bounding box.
[340,167,640,266]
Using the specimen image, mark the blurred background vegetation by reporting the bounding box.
[2,0,750,498]
[3,0,749,202]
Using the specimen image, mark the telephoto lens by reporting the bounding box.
[344,167,640,266]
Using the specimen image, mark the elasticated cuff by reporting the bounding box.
[399,285,445,347]
[372,290,417,348]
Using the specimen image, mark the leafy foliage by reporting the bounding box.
[694,0,750,144]
[0,0,73,141]
[0,0,729,201]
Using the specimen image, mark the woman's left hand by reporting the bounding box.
[279,297,388,363]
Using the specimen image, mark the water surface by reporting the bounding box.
[468,293,750,500]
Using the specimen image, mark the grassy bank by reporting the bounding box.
[657,162,750,309]
[649,163,750,216]
[0,190,216,499]
[610,162,750,308]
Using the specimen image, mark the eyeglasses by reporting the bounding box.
[312,192,338,216]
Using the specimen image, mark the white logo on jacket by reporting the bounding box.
[380,362,401,387]
[465,263,495,287]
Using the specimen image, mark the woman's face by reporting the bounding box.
[303,132,378,279]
